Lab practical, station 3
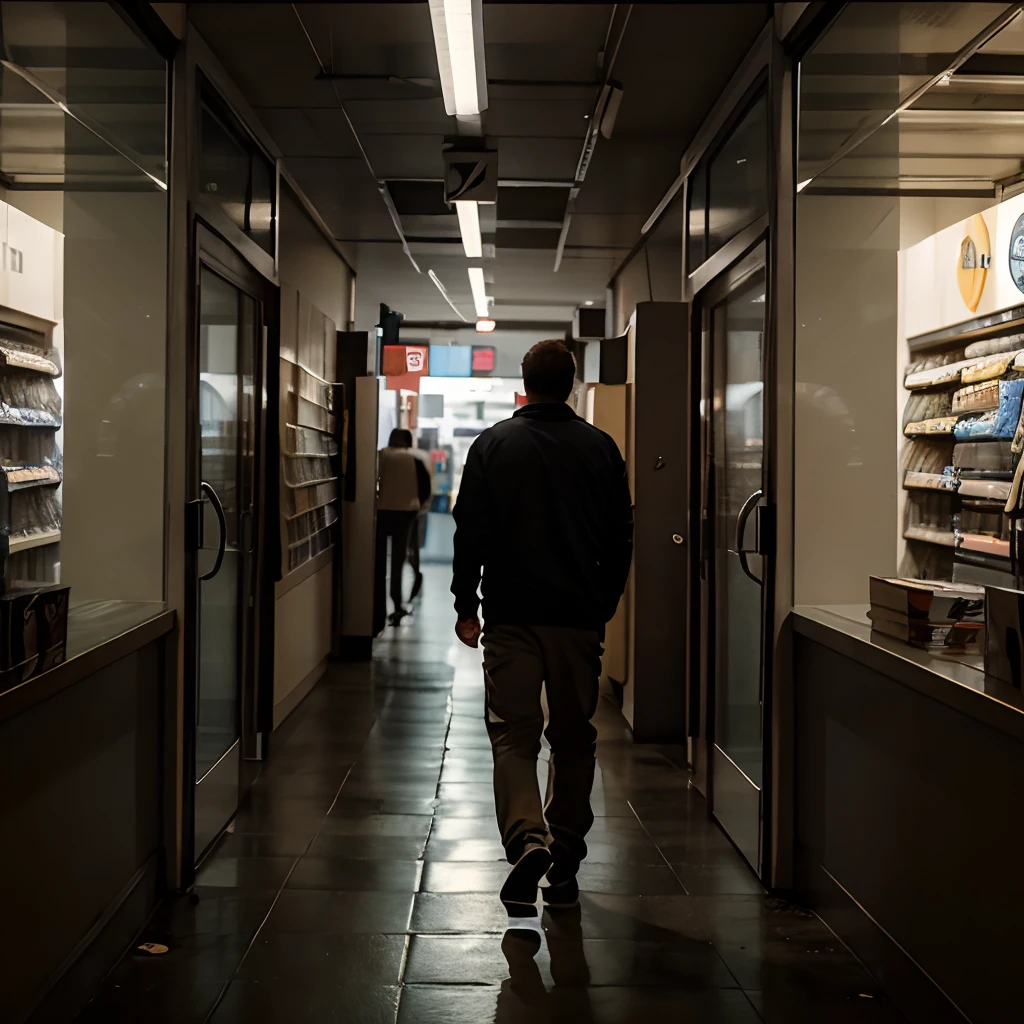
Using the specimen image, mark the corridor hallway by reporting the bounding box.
[81,571,899,1023]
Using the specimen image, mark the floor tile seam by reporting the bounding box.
[624,798,693,897]
[395,679,456,1000]
[200,760,358,1023]
[622,805,776,1000]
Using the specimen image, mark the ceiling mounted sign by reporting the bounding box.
[443,149,498,203]
[958,213,991,312]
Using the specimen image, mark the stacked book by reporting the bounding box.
[869,577,985,650]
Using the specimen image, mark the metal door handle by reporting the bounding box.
[735,487,763,585]
[199,481,227,581]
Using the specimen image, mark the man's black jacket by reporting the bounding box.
[451,403,634,631]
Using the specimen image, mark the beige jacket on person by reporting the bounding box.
[378,446,425,512]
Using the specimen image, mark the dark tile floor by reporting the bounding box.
[79,569,903,1023]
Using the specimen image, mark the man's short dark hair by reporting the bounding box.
[522,339,575,401]
[389,428,413,448]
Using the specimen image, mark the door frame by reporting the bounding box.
[698,239,772,875]
[181,219,274,877]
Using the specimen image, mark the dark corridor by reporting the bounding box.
[80,570,900,1023]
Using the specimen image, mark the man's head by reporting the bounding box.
[388,428,413,448]
[522,339,575,405]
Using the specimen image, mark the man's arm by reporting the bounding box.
[451,438,488,622]
[600,453,634,621]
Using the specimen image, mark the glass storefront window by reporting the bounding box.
[794,1,1024,661]
[707,95,767,258]
[200,83,276,256]
[687,93,768,271]
[0,1,168,675]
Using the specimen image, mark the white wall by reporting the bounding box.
[795,194,899,606]
[902,192,1024,339]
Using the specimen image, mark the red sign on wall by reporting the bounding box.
[471,346,495,373]
[382,345,429,377]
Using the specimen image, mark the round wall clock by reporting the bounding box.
[1010,213,1024,295]
[958,213,991,312]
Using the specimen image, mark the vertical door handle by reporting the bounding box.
[199,481,227,581]
[735,487,763,585]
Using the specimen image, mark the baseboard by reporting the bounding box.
[796,849,968,1024]
[273,658,327,730]
[26,852,163,1024]
[336,634,373,661]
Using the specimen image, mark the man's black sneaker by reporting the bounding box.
[541,874,580,908]
[499,843,552,907]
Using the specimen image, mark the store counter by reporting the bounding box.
[0,602,174,1022]
[791,605,1024,1023]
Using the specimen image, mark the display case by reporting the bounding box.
[901,330,1024,585]
[0,291,67,683]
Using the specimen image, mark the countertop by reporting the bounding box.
[792,603,1024,742]
[0,600,175,722]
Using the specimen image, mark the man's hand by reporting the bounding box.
[455,616,482,648]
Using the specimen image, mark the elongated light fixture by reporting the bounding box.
[468,267,490,318]
[429,0,488,117]
[455,200,482,258]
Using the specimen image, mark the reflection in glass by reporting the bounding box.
[797,1,1008,190]
[687,162,707,271]
[196,268,255,780]
[0,1,167,185]
[199,88,276,257]
[714,263,766,787]
[708,96,768,259]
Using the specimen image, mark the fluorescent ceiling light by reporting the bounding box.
[468,267,490,318]
[429,0,488,117]
[476,318,496,333]
[455,200,482,258]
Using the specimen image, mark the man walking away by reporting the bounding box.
[451,339,633,909]
[407,445,433,602]
[377,428,431,626]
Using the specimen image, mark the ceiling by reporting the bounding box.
[187,2,770,334]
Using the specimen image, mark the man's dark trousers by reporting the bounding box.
[481,624,603,876]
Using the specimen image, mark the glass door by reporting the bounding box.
[190,245,263,862]
[704,243,769,871]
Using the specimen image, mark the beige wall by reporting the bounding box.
[273,186,354,721]
[795,194,899,606]
[61,191,167,606]
[591,384,629,689]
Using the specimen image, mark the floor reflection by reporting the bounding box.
[499,908,594,1022]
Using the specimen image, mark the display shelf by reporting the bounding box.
[1,465,60,490]
[279,354,339,577]
[958,532,1010,558]
[0,410,61,428]
[958,478,1011,501]
[904,471,956,492]
[8,528,61,553]
[905,416,957,437]
[905,361,975,390]
[284,423,337,458]
[904,526,957,547]
[907,304,1024,354]
[0,343,61,377]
